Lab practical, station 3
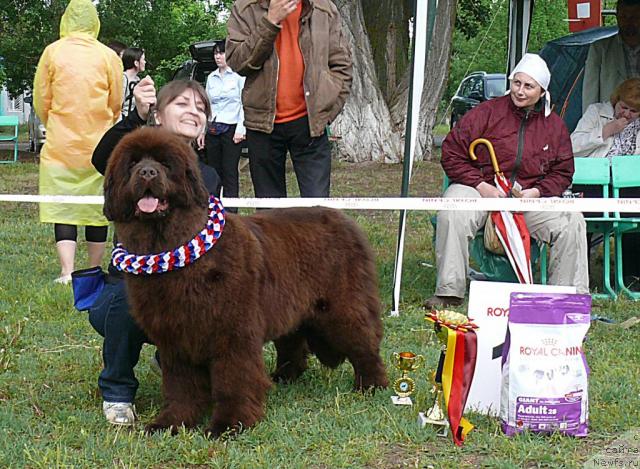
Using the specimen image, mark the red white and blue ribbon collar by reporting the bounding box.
[112,195,225,275]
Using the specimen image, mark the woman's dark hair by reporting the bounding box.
[213,39,226,55]
[156,80,211,120]
[122,47,145,70]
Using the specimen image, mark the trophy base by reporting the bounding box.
[417,412,449,437]
[391,395,413,406]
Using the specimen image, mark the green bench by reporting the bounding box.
[0,115,19,163]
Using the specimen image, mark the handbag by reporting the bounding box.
[484,215,506,255]
[208,122,231,135]
[71,266,106,311]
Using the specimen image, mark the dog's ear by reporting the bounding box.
[103,148,134,222]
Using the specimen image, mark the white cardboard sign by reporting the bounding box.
[465,281,576,416]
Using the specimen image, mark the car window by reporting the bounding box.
[486,77,507,98]
[458,78,472,98]
[468,76,484,98]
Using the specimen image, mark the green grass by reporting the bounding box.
[0,156,639,468]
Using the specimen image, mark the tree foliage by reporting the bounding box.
[444,0,569,109]
[0,0,229,96]
[455,0,492,39]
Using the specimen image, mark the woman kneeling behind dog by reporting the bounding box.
[89,77,221,426]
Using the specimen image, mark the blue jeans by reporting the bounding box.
[88,278,149,403]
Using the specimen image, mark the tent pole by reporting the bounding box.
[390,0,437,316]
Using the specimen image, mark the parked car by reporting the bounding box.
[172,39,218,85]
[450,71,507,128]
[23,94,46,153]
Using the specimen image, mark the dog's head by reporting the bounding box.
[103,127,209,222]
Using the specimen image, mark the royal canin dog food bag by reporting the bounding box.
[500,292,591,437]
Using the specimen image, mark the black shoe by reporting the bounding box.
[423,295,464,310]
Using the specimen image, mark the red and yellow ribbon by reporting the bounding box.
[426,310,478,446]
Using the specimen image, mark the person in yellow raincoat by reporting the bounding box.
[34,0,123,284]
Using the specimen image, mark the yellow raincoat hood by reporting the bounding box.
[60,0,100,39]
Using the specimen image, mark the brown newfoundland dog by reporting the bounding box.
[103,127,388,437]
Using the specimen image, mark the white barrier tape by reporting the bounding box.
[2,194,640,212]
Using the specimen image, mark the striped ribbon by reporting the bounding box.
[426,313,478,446]
[112,195,225,275]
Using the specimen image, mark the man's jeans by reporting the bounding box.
[88,278,148,403]
[247,115,331,198]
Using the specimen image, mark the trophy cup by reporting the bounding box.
[391,351,424,406]
[419,309,479,444]
[418,343,449,436]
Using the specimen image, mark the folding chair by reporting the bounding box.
[0,116,19,163]
[572,157,616,300]
[610,155,640,300]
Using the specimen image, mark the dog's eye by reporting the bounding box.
[161,162,172,171]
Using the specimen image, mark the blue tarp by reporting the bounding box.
[539,26,617,132]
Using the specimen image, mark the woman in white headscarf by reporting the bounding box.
[425,53,589,309]
[34,0,123,284]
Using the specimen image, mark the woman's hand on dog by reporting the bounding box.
[134,76,157,121]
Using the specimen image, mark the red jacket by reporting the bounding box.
[442,95,574,197]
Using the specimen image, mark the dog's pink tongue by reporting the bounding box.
[137,196,159,213]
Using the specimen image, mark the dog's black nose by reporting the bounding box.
[138,164,158,181]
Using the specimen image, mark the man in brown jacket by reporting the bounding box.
[226,0,352,198]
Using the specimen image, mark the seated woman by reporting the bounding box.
[571,77,640,291]
[424,53,588,309]
[89,78,221,426]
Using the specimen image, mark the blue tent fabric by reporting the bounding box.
[539,26,617,133]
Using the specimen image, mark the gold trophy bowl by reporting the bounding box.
[391,351,424,404]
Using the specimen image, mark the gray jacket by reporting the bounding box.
[583,34,631,113]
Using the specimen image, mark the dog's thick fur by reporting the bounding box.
[104,127,388,436]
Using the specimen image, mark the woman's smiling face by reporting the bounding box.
[155,89,207,140]
[509,72,544,110]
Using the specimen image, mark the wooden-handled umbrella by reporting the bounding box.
[469,138,533,284]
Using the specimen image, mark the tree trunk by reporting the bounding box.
[360,0,412,102]
[389,0,458,161]
[332,0,401,163]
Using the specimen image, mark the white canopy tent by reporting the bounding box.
[390,0,535,315]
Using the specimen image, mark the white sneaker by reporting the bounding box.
[103,401,136,426]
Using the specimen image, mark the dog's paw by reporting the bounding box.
[271,365,306,384]
[204,422,240,440]
[353,375,389,393]
[144,422,181,436]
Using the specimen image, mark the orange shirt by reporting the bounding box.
[275,3,307,123]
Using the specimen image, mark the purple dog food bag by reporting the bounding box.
[500,292,591,437]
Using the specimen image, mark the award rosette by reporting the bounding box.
[425,309,479,446]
